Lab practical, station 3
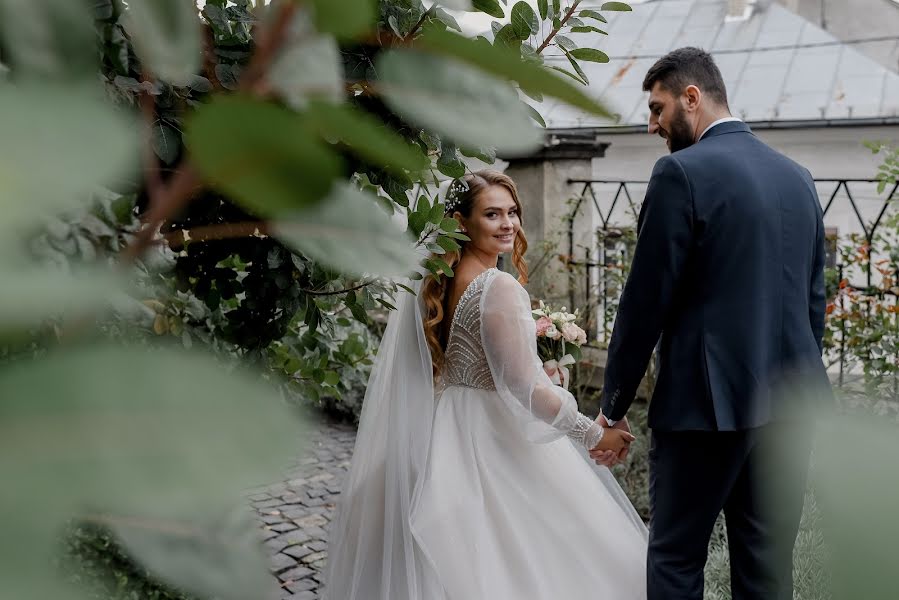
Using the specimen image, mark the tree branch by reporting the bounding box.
[405,5,435,41]
[241,0,298,94]
[536,0,582,54]
[163,221,272,248]
[122,1,298,265]
[139,71,164,207]
[300,279,376,296]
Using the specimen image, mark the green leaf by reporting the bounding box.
[435,0,471,9]
[273,183,419,277]
[408,211,428,239]
[123,0,202,86]
[494,24,522,51]
[376,49,541,154]
[310,0,376,38]
[186,95,342,217]
[571,26,608,34]
[270,34,343,108]
[0,85,137,239]
[304,102,428,174]
[549,64,586,85]
[215,63,242,90]
[564,49,590,83]
[511,1,539,39]
[570,48,610,63]
[152,124,180,165]
[579,9,608,23]
[387,14,402,37]
[538,0,548,20]
[522,87,544,102]
[440,217,461,232]
[520,41,541,64]
[437,144,466,178]
[437,236,462,252]
[0,268,125,329]
[202,3,230,32]
[384,175,412,207]
[0,0,97,79]
[460,146,498,163]
[348,299,369,323]
[324,371,341,386]
[445,231,471,241]
[601,1,632,10]
[432,257,455,276]
[112,513,270,600]
[0,345,304,596]
[435,7,462,32]
[473,0,504,18]
[429,200,447,224]
[555,34,576,51]
[524,102,547,127]
[419,27,611,117]
[187,74,213,94]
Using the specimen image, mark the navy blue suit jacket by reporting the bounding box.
[601,121,830,431]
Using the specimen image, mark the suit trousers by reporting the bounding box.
[647,423,813,600]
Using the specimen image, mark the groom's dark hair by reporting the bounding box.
[643,47,729,107]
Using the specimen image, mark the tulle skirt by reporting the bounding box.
[407,385,648,599]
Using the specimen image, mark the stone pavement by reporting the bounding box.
[248,419,357,600]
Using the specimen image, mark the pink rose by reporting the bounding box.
[535,316,552,337]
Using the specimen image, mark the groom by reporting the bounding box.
[591,48,831,599]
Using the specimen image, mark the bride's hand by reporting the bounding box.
[590,428,635,464]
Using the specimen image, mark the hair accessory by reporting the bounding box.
[444,177,470,214]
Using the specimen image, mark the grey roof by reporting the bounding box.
[540,0,899,128]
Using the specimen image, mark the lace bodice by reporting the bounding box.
[439,268,604,451]
[443,268,497,391]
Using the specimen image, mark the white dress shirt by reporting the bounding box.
[699,116,743,141]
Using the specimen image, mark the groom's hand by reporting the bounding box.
[590,415,633,466]
[610,416,633,463]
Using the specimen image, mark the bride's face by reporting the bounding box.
[456,185,521,257]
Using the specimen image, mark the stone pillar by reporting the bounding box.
[502,130,610,308]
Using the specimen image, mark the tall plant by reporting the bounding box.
[0,0,632,597]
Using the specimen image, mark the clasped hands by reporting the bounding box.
[589,415,634,467]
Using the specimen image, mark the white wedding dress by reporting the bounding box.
[325,268,648,600]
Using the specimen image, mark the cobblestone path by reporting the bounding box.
[249,420,356,600]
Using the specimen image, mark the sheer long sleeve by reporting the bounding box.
[480,271,603,449]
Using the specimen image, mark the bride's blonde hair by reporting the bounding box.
[420,170,529,376]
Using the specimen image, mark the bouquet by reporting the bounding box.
[532,301,588,390]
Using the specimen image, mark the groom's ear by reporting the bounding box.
[683,84,702,112]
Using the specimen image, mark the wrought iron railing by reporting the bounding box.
[564,178,899,392]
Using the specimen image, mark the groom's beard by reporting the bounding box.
[664,107,695,153]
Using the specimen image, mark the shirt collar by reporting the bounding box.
[699,117,743,141]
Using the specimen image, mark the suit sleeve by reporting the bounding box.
[601,155,694,421]
[808,195,826,355]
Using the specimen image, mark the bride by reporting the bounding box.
[324,170,648,599]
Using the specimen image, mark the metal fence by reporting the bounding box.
[565,178,899,391]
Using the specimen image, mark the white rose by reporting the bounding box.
[544,324,561,340]
[560,323,581,343]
